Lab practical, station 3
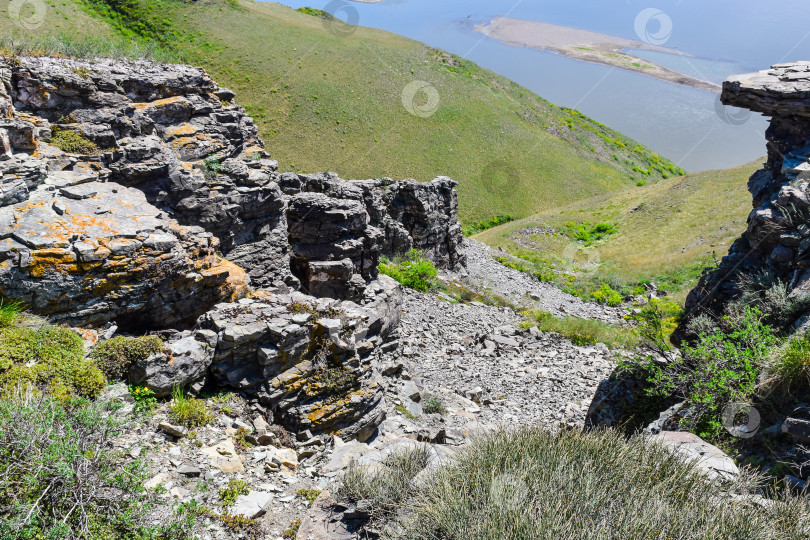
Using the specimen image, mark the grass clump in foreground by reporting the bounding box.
[169,386,213,427]
[339,427,810,539]
[379,249,439,292]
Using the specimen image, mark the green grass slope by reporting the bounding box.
[476,160,759,299]
[1,0,683,223]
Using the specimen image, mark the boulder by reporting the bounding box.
[651,431,739,482]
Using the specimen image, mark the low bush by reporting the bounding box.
[564,221,618,246]
[337,444,431,521]
[50,128,101,155]
[764,333,810,394]
[220,479,250,508]
[590,283,623,306]
[0,324,105,400]
[637,307,776,438]
[0,396,195,538]
[363,426,810,539]
[169,386,213,427]
[379,249,439,292]
[629,297,683,352]
[422,394,446,415]
[90,335,165,380]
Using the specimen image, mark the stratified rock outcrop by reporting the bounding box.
[0,54,466,440]
[1,56,463,314]
[679,62,810,335]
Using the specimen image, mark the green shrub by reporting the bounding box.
[379,249,439,292]
[422,395,446,415]
[0,325,105,400]
[590,283,623,306]
[90,335,165,379]
[219,479,250,508]
[0,396,195,538]
[629,298,683,352]
[50,128,100,155]
[296,488,322,505]
[295,6,334,19]
[204,156,222,177]
[642,307,776,438]
[564,221,618,246]
[372,426,810,539]
[169,386,213,427]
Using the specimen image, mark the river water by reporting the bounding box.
[270,0,810,172]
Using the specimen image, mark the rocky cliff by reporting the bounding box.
[679,62,810,335]
[0,55,464,441]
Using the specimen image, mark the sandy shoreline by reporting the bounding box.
[475,17,721,94]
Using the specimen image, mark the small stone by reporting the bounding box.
[231,491,273,519]
[178,465,201,477]
[159,422,186,438]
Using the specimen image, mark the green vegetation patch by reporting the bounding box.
[50,128,100,155]
[90,335,164,379]
[462,215,516,237]
[522,309,638,350]
[0,324,105,400]
[220,479,250,508]
[379,249,439,292]
[344,426,809,538]
[169,385,213,427]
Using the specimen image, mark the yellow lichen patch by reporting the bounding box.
[29,249,79,278]
[164,123,199,138]
[202,258,250,302]
[133,96,187,111]
[13,200,46,215]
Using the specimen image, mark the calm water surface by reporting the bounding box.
[270,0,810,172]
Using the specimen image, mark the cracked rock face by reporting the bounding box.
[1,56,464,312]
[197,278,401,442]
[680,62,810,336]
[0,180,248,328]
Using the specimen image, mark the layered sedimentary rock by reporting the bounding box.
[0,56,463,313]
[680,62,810,335]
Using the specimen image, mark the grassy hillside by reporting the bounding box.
[476,160,759,301]
[1,0,684,223]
